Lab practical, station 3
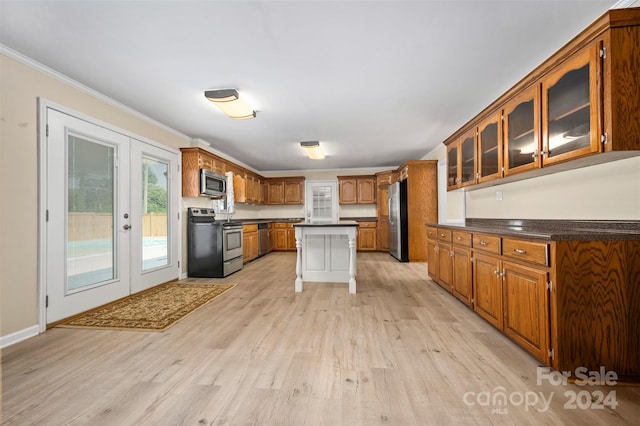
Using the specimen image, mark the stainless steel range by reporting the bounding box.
[187,208,243,277]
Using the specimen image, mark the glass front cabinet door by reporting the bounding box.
[503,86,540,176]
[477,111,503,183]
[446,142,459,190]
[541,44,601,166]
[459,129,477,188]
[446,129,477,190]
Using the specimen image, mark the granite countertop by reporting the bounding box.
[426,219,640,241]
[293,220,359,227]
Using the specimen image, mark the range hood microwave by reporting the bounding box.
[200,169,227,198]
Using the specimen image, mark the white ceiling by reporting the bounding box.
[0,0,622,172]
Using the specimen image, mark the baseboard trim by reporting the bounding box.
[0,325,40,349]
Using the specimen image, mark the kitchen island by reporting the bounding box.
[293,221,359,294]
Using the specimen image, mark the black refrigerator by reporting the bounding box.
[388,180,408,262]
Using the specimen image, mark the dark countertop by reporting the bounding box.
[341,217,377,222]
[237,218,303,224]
[426,219,640,241]
[293,220,359,227]
[237,217,376,225]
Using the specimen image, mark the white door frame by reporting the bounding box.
[37,99,182,332]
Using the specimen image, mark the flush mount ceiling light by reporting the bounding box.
[204,89,256,120]
[300,141,325,160]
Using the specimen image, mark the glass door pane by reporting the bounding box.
[312,185,334,221]
[447,144,458,188]
[141,157,169,271]
[67,135,116,291]
[461,134,476,185]
[546,64,591,157]
[306,181,338,223]
[479,120,500,179]
[506,97,537,170]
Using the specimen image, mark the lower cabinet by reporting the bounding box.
[427,225,549,363]
[242,224,259,263]
[472,252,504,330]
[502,261,549,362]
[357,221,377,251]
[272,222,296,251]
[437,242,453,290]
[451,245,472,307]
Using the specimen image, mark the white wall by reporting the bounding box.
[466,157,640,219]
[422,142,640,222]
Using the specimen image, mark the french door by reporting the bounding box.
[130,140,179,293]
[44,107,179,324]
[45,110,131,323]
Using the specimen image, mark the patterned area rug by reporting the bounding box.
[57,282,235,331]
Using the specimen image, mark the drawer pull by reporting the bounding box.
[456,236,462,241]
[513,248,527,255]
[440,233,445,237]
[478,241,489,246]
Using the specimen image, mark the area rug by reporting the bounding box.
[56,282,235,331]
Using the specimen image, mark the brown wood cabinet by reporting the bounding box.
[540,44,600,166]
[272,222,296,251]
[444,8,640,191]
[398,161,438,262]
[427,227,472,307]
[473,252,504,330]
[375,171,394,252]
[425,221,640,379]
[356,221,377,251]
[266,177,305,205]
[180,148,227,197]
[451,231,473,307]
[503,85,540,176]
[446,129,476,190]
[242,224,259,263]
[502,261,549,362]
[477,111,503,184]
[338,176,376,204]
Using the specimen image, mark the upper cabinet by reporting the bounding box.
[447,129,476,190]
[541,45,600,166]
[338,176,376,204]
[444,8,640,191]
[266,177,305,205]
[477,111,503,184]
[503,85,540,176]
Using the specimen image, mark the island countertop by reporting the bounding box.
[293,220,359,227]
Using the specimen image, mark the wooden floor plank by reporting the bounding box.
[2,252,639,425]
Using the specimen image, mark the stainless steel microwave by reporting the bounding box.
[200,169,227,198]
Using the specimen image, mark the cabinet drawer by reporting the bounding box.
[427,226,438,240]
[243,224,258,233]
[358,221,376,228]
[437,228,452,242]
[502,238,549,267]
[473,233,501,254]
[273,222,291,229]
[452,231,472,247]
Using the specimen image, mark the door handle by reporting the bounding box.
[123,224,132,230]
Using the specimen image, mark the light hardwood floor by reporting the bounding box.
[2,252,639,425]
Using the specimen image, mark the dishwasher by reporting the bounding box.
[258,222,268,257]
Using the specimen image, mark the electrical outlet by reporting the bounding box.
[496,191,503,201]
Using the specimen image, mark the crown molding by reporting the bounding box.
[1,44,190,141]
